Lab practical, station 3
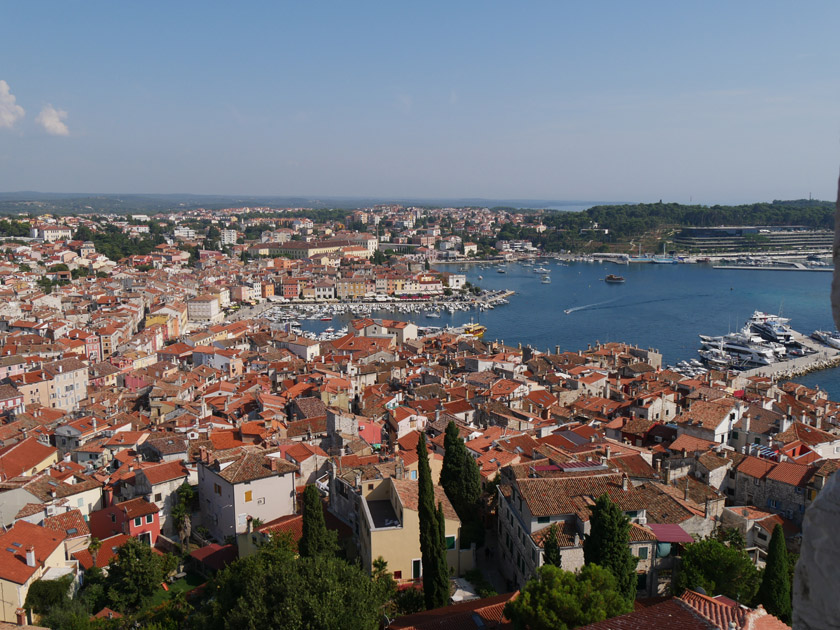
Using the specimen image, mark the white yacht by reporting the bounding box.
[811,330,840,350]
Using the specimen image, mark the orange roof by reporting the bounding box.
[0,436,57,481]
[0,521,65,584]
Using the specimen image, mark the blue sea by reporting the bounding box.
[306,261,840,400]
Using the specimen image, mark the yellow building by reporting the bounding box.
[0,521,74,623]
[331,475,473,582]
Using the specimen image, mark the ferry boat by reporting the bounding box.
[461,321,487,339]
[605,274,625,284]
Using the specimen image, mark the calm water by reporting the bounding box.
[307,261,840,400]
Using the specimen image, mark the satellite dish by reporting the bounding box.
[695,586,707,595]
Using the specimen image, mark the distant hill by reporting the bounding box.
[0,192,617,215]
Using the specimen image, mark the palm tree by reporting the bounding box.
[88,537,102,567]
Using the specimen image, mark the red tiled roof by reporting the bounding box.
[0,521,65,584]
[42,509,90,538]
[140,461,189,486]
[390,592,516,630]
[0,436,57,481]
[73,534,131,569]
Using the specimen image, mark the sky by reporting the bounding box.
[1,1,838,204]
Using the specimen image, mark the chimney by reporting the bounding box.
[704,498,712,520]
[15,609,26,627]
[270,457,277,472]
[25,545,35,568]
[683,483,689,501]
[199,445,207,463]
[621,474,628,491]
[605,445,611,460]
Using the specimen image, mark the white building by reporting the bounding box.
[198,451,298,542]
[187,295,223,324]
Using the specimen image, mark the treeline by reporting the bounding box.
[74,224,167,261]
[0,219,31,237]
[546,199,833,236]
[488,199,834,252]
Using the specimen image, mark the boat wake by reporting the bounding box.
[564,293,713,315]
[564,298,620,314]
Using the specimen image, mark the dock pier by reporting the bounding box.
[737,330,840,382]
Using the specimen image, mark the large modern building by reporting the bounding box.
[673,226,833,252]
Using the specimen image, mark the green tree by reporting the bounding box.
[39,598,93,630]
[674,538,760,603]
[417,432,449,610]
[171,482,195,553]
[582,494,638,603]
[504,564,633,630]
[37,276,53,294]
[193,536,387,630]
[716,526,747,550]
[299,485,338,558]
[440,422,478,515]
[105,537,167,612]
[24,574,73,617]
[542,524,562,568]
[439,421,484,547]
[755,525,791,623]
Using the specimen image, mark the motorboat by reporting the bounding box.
[605,274,625,284]
[811,330,840,350]
[748,311,793,344]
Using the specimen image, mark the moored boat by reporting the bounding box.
[605,274,625,284]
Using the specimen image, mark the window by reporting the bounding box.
[146,514,153,524]
[731,430,739,439]
[412,559,422,579]
[445,535,456,550]
[537,516,550,524]
[637,573,647,591]
[214,483,221,495]
[393,571,402,580]
[77,498,84,507]
[245,490,253,502]
[728,470,736,479]
[257,497,265,505]
[154,493,162,502]
[754,478,760,486]
[134,517,142,527]
[638,547,649,560]
[795,487,803,494]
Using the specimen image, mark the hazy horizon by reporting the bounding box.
[2,2,838,203]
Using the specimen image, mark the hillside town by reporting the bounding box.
[0,207,833,629]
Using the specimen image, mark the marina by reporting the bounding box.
[441,260,840,398]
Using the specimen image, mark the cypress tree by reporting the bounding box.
[298,484,337,558]
[583,493,638,603]
[440,422,465,508]
[543,523,562,568]
[440,421,484,546]
[417,432,449,609]
[756,524,791,623]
